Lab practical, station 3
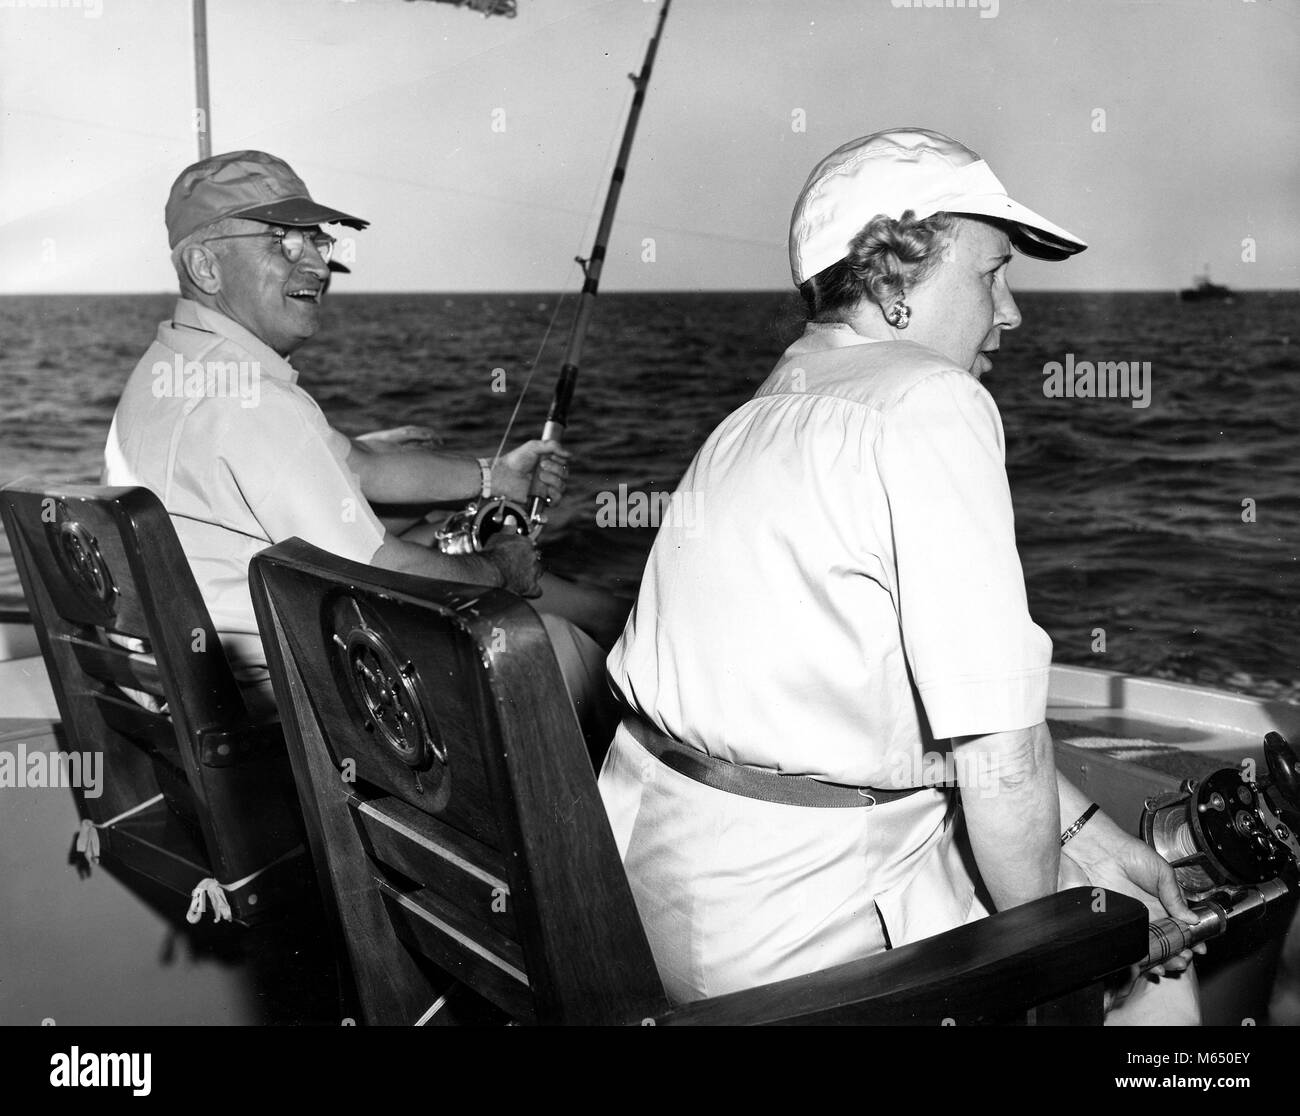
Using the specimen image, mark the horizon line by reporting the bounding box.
[1,287,1297,298]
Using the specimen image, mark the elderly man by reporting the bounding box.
[104,150,614,726]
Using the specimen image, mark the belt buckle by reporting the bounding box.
[856,788,877,808]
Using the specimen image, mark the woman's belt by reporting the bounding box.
[624,712,936,809]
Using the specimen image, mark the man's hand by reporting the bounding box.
[480,532,543,598]
[354,425,443,453]
[491,440,571,506]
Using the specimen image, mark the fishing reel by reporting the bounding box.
[432,497,539,555]
[1139,732,1300,967]
[433,439,557,555]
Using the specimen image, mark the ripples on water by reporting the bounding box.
[0,291,1296,703]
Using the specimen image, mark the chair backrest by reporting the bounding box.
[0,483,305,924]
[250,538,668,1025]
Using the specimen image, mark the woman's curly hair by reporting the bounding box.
[799,209,956,321]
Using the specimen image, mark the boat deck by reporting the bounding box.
[1047,664,1300,832]
[0,657,339,1025]
[3,656,1298,1024]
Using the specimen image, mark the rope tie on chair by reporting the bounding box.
[73,793,166,865]
[185,844,306,924]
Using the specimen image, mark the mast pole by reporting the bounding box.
[193,0,212,160]
[527,0,673,523]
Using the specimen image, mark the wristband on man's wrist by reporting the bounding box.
[476,457,493,500]
[1060,802,1100,847]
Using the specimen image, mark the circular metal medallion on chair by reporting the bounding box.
[329,594,446,784]
[49,504,119,611]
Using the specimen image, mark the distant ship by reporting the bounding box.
[1180,265,1236,302]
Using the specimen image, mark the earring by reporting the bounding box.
[885,297,911,330]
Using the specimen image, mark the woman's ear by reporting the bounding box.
[881,290,912,330]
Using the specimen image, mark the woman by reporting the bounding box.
[598,128,1200,1022]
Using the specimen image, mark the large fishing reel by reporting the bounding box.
[1139,732,1300,967]
[432,497,539,555]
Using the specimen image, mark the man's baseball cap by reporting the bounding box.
[788,127,1086,285]
[165,150,369,249]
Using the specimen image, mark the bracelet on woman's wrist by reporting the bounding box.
[1059,802,1100,847]
[476,457,493,500]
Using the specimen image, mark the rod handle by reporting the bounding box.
[526,422,566,527]
[1146,902,1230,969]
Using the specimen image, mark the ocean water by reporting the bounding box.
[1,290,1296,703]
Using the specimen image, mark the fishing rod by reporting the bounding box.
[436,0,673,554]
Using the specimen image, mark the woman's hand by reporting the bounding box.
[492,440,571,506]
[1060,813,1206,975]
[1057,849,1092,890]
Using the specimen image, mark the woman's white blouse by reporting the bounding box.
[606,320,1053,788]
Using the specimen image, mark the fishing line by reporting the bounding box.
[488,284,573,469]
[487,40,641,469]
[434,0,673,551]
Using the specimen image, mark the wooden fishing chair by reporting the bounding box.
[249,538,1149,1026]
[0,484,308,927]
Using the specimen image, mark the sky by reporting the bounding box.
[1,0,1296,293]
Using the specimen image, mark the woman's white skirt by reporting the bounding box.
[598,719,987,1004]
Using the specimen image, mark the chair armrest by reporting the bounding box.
[655,887,1147,1026]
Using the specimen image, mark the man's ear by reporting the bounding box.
[181,243,222,295]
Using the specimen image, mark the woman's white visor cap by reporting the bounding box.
[789,127,1087,285]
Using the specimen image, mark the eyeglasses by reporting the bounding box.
[202,226,336,264]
